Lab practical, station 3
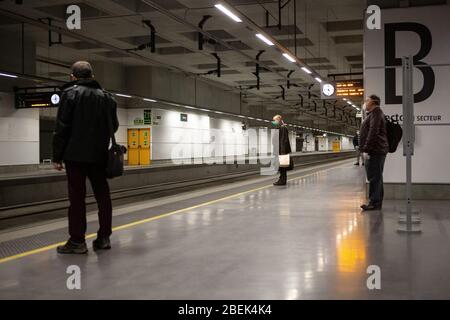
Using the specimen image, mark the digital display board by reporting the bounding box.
[336,79,364,97]
[15,90,61,108]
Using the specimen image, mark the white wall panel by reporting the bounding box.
[0,93,39,165]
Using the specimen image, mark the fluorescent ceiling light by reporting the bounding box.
[143,98,157,102]
[255,33,274,46]
[301,67,312,74]
[343,98,347,101]
[0,72,18,78]
[282,53,296,63]
[315,77,322,83]
[115,93,132,98]
[215,4,242,22]
[347,101,352,104]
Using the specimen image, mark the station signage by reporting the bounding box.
[15,88,61,108]
[336,79,364,97]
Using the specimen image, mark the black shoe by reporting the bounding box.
[360,204,382,211]
[93,237,111,251]
[354,162,360,166]
[57,240,88,254]
[273,179,287,186]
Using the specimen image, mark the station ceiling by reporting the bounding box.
[7,0,433,132]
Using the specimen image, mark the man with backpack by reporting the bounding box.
[359,95,389,211]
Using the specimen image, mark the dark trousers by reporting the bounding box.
[65,161,112,243]
[279,167,287,182]
[364,154,386,206]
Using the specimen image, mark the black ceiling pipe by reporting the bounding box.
[298,94,304,108]
[287,70,294,89]
[211,53,221,77]
[142,20,156,53]
[255,50,264,90]
[198,15,211,51]
[280,85,285,100]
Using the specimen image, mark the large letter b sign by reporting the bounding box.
[384,22,435,104]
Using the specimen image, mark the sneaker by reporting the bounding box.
[93,237,111,251]
[57,240,88,254]
[360,204,382,211]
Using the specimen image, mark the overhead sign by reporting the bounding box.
[320,82,337,99]
[15,89,61,108]
[180,113,188,122]
[336,79,364,97]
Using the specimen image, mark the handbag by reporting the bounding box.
[105,92,127,179]
[279,154,290,167]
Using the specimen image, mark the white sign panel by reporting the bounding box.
[364,5,450,183]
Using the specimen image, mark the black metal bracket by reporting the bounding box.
[252,50,265,90]
[278,0,291,29]
[39,18,61,47]
[142,20,156,53]
[323,101,327,116]
[198,15,212,50]
[126,20,156,53]
[211,53,221,77]
[287,70,294,89]
[275,85,285,100]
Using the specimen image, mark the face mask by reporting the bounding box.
[272,120,279,126]
[362,103,367,111]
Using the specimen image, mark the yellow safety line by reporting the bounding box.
[0,161,350,264]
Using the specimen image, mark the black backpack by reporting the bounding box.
[385,117,403,153]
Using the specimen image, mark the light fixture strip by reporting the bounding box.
[255,33,274,46]
[215,4,242,22]
[282,53,296,63]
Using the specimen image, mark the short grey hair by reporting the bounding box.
[71,61,93,79]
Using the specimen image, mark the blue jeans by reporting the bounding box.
[365,154,386,206]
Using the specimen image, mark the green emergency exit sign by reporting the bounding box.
[144,109,152,125]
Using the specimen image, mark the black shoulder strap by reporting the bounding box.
[102,90,116,145]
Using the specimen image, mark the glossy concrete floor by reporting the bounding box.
[1,160,450,299]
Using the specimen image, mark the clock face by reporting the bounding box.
[51,93,60,105]
[322,83,335,96]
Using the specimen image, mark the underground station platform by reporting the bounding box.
[1,0,450,313]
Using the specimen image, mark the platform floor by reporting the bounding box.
[1,159,450,299]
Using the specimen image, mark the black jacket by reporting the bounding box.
[52,79,119,164]
[359,106,389,155]
[273,125,292,155]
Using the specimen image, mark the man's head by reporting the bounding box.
[365,94,380,112]
[272,114,282,125]
[70,61,94,81]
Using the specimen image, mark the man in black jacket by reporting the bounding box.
[53,61,119,254]
[359,94,389,211]
[272,114,292,186]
